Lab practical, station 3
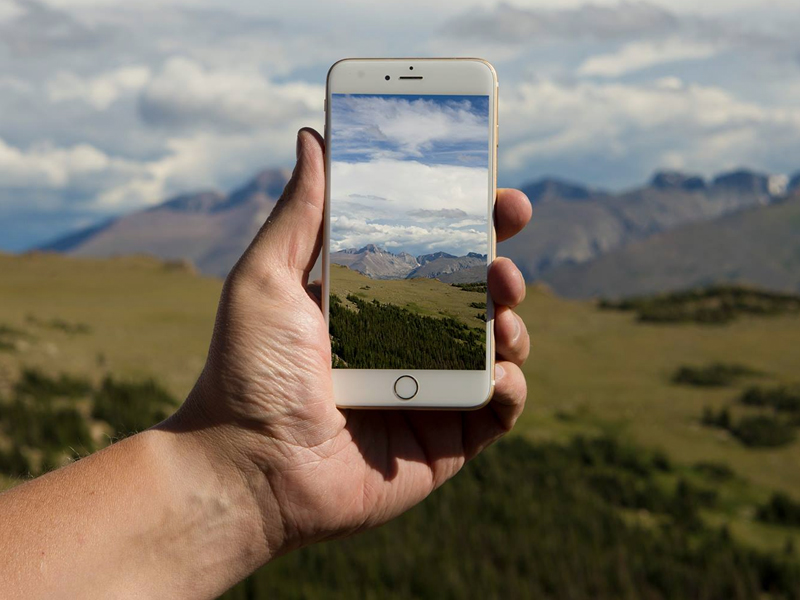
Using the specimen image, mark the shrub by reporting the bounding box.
[1,399,94,454]
[91,377,175,435]
[732,416,796,448]
[599,285,800,325]
[757,492,800,528]
[673,363,758,387]
[741,386,800,413]
[0,324,25,352]
[702,406,731,429]
[452,282,487,293]
[14,368,92,401]
[693,461,735,481]
[0,445,29,476]
[26,315,91,335]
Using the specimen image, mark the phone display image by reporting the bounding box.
[327,93,491,370]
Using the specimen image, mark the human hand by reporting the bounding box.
[168,127,532,562]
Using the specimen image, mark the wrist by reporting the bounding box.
[146,415,286,595]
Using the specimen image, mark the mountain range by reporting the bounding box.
[541,190,800,298]
[499,169,790,281]
[330,245,487,283]
[40,169,291,278]
[37,165,800,297]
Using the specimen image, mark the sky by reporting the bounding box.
[1,0,800,250]
[329,94,489,257]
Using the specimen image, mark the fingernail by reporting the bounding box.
[512,314,521,342]
[296,130,302,160]
[495,364,505,382]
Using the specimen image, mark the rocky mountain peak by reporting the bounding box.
[712,169,770,196]
[522,178,596,204]
[223,168,291,210]
[789,172,800,194]
[650,171,706,192]
[418,251,457,265]
[158,191,228,213]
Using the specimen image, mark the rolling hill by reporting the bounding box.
[542,191,800,299]
[329,263,486,329]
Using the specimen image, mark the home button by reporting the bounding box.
[394,376,418,400]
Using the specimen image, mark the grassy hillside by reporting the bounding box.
[329,264,487,328]
[2,253,800,594]
[0,252,219,400]
[542,193,800,299]
[329,265,487,369]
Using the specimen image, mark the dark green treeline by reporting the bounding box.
[329,294,485,370]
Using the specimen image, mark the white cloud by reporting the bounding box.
[47,65,151,110]
[443,2,680,43]
[139,56,322,132]
[408,208,468,219]
[0,136,134,188]
[331,159,488,214]
[0,75,32,93]
[500,77,800,179]
[330,159,489,255]
[578,38,719,77]
[332,94,488,161]
[0,1,24,23]
[3,0,800,251]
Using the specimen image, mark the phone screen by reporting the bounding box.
[328,93,491,370]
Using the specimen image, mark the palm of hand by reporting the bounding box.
[198,272,509,548]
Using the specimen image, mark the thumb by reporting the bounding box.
[236,127,326,285]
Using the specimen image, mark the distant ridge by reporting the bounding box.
[39,168,291,278]
[500,167,788,282]
[521,178,601,204]
[330,245,486,283]
[541,191,800,298]
[40,165,799,288]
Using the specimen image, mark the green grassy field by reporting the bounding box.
[329,265,487,369]
[1,251,800,571]
[329,264,487,328]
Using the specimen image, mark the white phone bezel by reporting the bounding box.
[323,58,498,409]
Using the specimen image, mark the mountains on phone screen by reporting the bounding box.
[37,166,800,298]
[330,244,487,283]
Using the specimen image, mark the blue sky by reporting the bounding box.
[2,0,800,251]
[329,93,489,257]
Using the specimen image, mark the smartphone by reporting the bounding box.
[323,58,498,409]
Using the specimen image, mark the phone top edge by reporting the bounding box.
[327,58,498,93]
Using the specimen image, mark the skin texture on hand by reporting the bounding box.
[0,127,531,599]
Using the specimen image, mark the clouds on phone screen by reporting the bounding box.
[330,94,489,257]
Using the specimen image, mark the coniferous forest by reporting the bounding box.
[329,293,485,369]
[221,436,800,600]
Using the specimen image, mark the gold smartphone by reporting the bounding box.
[323,58,498,409]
